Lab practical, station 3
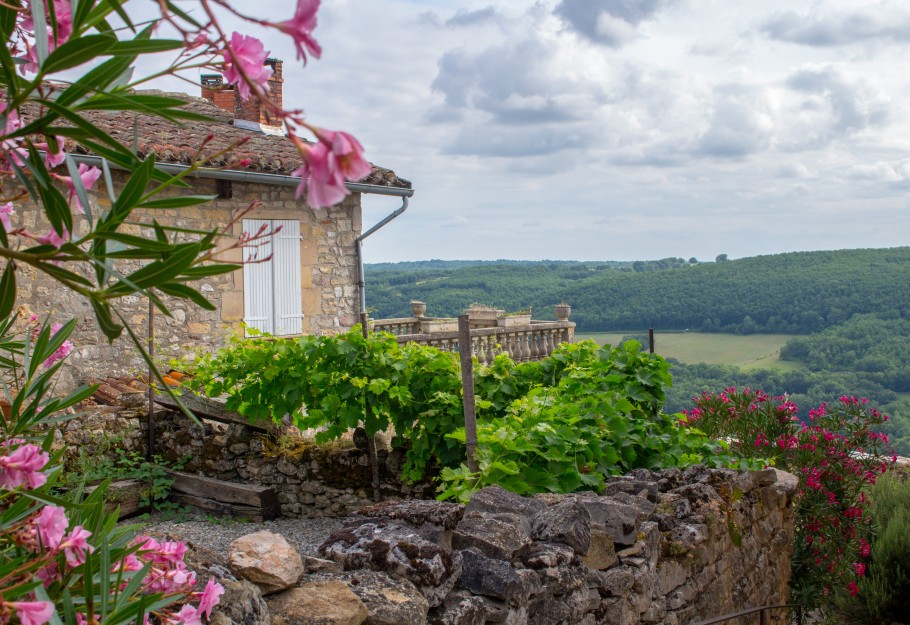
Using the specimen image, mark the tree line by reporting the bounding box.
[365,247,910,333]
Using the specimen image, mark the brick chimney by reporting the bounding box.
[200,74,236,113]
[199,59,284,135]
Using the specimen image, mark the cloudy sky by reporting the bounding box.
[152,1,910,262]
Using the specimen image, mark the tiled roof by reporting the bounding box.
[63,91,412,189]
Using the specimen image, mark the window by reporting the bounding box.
[242,219,303,336]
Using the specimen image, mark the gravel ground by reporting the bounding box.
[127,513,344,558]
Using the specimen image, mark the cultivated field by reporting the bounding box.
[576,331,802,371]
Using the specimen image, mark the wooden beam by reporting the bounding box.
[164,469,280,520]
[152,392,278,434]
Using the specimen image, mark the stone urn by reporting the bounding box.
[555,303,571,321]
[410,301,427,318]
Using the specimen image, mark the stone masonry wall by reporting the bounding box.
[14,171,361,390]
[315,468,797,625]
[63,404,797,624]
[62,404,435,517]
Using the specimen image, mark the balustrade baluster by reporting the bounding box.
[517,332,529,362]
[540,330,551,358]
[508,332,520,360]
[529,331,540,360]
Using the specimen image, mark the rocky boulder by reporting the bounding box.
[464,485,545,520]
[319,521,463,607]
[228,530,304,595]
[268,581,368,625]
[452,512,531,560]
[530,499,591,555]
[339,570,429,625]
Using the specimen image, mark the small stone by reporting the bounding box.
[428,591,487,625]
[530,499,591,555]
[517,542,576,570]
[464,485,545,520]
[268,582,367,625]
[228,531,303,595]
[452,513,531,560]
[457,549,523,603]
[344,570,429,625]
[580,529,617,570]
[305,555,344,574]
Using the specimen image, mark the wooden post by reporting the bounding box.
[648,328,655,354]
[458,315,479,472]
[359,310,380,500]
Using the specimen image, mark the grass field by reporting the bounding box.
[576,331,803,371]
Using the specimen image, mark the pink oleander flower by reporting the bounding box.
[854,561,866,577]
[847,580,859,596]
[36,136,66,169]
[0,443,50,490]
[19,0,73,74]
[56,163,101,214]
[38,226,69,249]
[156,540,188,564]
[5,601,55,625]
[59,526,93,566]
[170,604,202,625]
[196,578,225,619]
[43,323,74,369]
[278,0,322,63]
[35,505,68,549]
[859,539,871,557]
[222,33,272,101]
[0,203,14,231]
[292,128,371,208]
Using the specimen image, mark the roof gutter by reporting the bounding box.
[67,153,415,198]
[69,153,414,322]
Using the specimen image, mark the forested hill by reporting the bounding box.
[364,248,910,333]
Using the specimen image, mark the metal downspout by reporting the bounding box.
[356,195,409,317]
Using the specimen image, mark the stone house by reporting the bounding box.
[16,60,413,387]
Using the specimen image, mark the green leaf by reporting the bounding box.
[90,298,123,341]
[105,243,201,294]
[139,195,217,210]
[108,38,184,55]
[0,263,14,319]
[156,283,216,311]
[43,33,116,74]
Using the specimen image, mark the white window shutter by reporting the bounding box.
[272,219,303,336]
[242,219,274,335]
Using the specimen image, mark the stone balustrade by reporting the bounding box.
[373,304,575,363]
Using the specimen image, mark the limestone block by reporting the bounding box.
[457,549,524,603]
[319,522,462,607]
[464,485,545,520]
[580,529,618,571]
[228,530,304,594]
[530,500,591,555]
[340,571,429,625]
[428,591,487,625]
[268,582,368,625]
[452,513,531,560]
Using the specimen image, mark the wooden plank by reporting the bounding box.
[165,469,280,512]
[167,492,275,522]
[152,392,278,433]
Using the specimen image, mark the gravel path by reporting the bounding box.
[129,513,344,558]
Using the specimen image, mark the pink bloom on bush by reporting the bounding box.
[292,128,371,208]
[60,526,93,566]
[196,578,225,619]
[222,33,272,101]
[5,601,55,625]
[56,164,101,214]
[0,202,14,231]
[278,0,322,63]
[170,604,202,625]
[0,442,49,489]
[36,136,66,169]
[854,562,866,577]
[36,504,68,549]
[38,226,69,249]
[859,539,871,557]
[43,323,74,369]
[847,581,859,596]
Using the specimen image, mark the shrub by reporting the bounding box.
[684,388,894,611]
[856,469,910,621]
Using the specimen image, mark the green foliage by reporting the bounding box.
[192,329,749,501]
[189,327,466,482]
[856,470,910,621]
[364,248,910,334]
[440,341,750,502]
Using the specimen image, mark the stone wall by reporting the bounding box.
[61,404,435,518]
[315,468,797,625]
[15,171,361,389]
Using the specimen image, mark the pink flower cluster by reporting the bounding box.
[0,440,49,490]
[43,323,74,369]
[292,128,372,208]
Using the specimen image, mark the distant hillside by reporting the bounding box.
[365,248,910,333]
